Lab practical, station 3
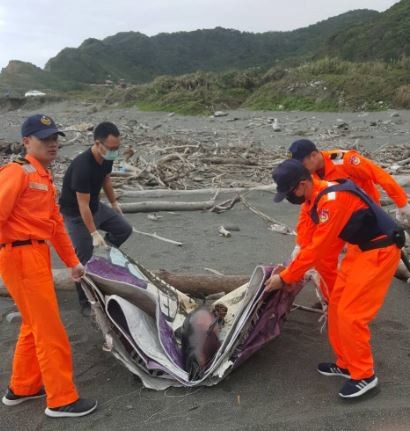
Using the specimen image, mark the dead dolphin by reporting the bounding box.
[179,306,223,381]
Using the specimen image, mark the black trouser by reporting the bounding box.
[63,202,132,305]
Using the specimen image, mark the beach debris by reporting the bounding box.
[0,139,22,154]
[239,195,295,235]
[62,122,94,132]
[6,311,22,323]
[213,111,228,118]
[270,223,294,235]
[218,226,232,237]
[147,213,162,221]
[132,227,183,246]
[272,118,281,132]
[224,224,240,231]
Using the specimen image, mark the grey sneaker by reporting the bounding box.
[2,387,46,406]
[45,398,97,418]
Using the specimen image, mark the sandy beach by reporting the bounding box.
[1,103,410,430]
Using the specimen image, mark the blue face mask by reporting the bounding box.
[102,149,119,161]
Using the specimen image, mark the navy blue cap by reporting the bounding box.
[272,159,311,202]
[288,139,317,161]
[21,114,65,139]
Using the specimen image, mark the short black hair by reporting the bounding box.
[94,122,120,141]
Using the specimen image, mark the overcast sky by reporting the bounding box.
[0,0,399,70]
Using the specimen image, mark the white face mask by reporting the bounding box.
[98,140,120,161]
[102,149,119,161]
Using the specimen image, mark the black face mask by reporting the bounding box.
[286,191,305,205]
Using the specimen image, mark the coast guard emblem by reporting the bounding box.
[319,209,329,223]
[40,116,52,126]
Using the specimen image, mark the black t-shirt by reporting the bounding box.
[59,148,113,216]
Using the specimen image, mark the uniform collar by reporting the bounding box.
[314,151,336,180]
[25,154,50,177]
[305,177,331,210]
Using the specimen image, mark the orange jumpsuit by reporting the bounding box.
[0,155,80,408]
[295,150,407,300]
[281,177,401,379]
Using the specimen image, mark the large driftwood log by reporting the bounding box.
[155,271,249,295]
[0,270,249,297]
[117,184,276,199]
[120,200,216,213]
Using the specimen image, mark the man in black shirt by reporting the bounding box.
[59,122,132,314]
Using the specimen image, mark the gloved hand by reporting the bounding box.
[396,204,410,227]
[70,263,84,282]
[290,244,301,261]
[111,201,123,215]
[264,274,284,292]
[91,230,107,248]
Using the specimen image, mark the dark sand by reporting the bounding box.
[1,104,410,430]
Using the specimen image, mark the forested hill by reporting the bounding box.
[43,10,378,84]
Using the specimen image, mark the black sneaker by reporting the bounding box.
[317,362,350,378]
[339,375,378,399]
[2,387,46,406]
[45,398,97,418]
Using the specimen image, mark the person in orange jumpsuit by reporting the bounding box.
[265,159,403,398]
[288,139,409,301]
[0,114,97,418]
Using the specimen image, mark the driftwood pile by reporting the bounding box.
[110,136,283,190]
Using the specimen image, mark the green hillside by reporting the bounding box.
[322,0,410,61]
[43,10,378,84]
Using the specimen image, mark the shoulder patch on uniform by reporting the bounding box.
[13,157,29,165]
[28,182,48,191]
[13,157,36,173]
[349,155,361,166]
[330,151,345,165]
[22,164,36,173]
[330,151,345,160]
[319,208,330,223]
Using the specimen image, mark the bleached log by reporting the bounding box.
[120,200,216,213]
[117,184,276,199]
